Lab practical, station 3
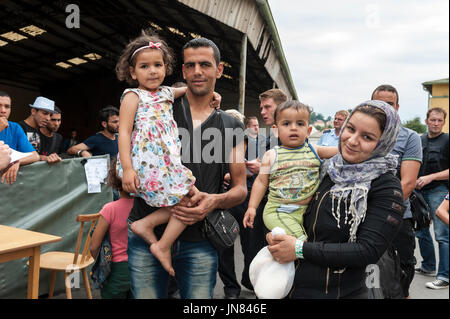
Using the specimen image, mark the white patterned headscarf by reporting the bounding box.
[320,100,400,242]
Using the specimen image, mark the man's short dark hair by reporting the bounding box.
[99,105,119,123]
[427,107,447,120]
[371,84,399,105]
[182,38,221,66]
[0,90,10,98]
[54,106,62,114]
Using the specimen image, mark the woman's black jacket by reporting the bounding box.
[291,172,405,299]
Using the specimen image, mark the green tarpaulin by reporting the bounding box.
[0,156,112,298]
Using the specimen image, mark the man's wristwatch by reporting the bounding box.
[77,149,85,157]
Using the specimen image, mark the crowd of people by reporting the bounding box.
[0,30,448,299]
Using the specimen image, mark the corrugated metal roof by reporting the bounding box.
[0,0,293,129]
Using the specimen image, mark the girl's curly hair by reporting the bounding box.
[115,29,175,85]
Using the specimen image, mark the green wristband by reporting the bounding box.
[295,239,304,259]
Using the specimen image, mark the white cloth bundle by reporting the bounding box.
[249,227,295,299]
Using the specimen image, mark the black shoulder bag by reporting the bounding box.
[90,232,112,289]
[202,110,240,251]
[409,135,432,231]
[409,189,432,231]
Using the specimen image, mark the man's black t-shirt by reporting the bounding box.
[40,132,64,155]
[128,96,245,241]
[419,132,449,190]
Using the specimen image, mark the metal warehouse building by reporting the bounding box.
[0,0,297,139]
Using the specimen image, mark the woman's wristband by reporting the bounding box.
[295,239,304,259]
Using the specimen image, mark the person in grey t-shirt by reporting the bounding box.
[372,84,422,298]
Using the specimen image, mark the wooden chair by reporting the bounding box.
[30,213,100,299]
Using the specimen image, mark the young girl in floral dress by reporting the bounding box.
[116,30,219,276]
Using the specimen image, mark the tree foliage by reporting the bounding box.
[403,117,427,134]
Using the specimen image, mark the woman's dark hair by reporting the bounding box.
[107,158,122,192]
[352,105,387,133]
[273,100,313,124]
[115,29,175,85]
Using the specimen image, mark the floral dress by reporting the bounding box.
[117,87,195,207]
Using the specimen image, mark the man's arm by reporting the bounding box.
[67,142,92,157]
[400,160,421,200]
[416,169,449,190]
[213,141,247,209]
[172,141,247,225]
[20,151,39,165]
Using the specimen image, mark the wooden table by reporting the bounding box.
[0,225,61,299]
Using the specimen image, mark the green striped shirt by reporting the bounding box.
[268,144,321,203]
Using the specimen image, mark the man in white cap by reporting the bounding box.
[19,96,58,162]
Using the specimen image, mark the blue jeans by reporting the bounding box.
[415,185,449,282]
[127,225,218,299]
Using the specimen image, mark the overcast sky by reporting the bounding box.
[268,0,449,122]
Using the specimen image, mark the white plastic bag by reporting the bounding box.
[249,227,295,299]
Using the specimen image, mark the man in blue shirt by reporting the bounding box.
[317,110,349,146]
[0,90,39,184]
[67,106,119,160]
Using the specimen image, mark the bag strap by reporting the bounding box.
[216,110,231,190]
[419,134,428,176]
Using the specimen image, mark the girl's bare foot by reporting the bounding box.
[150,242,175,276]
[130,220,157,244]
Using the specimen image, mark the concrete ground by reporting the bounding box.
[51,224,448,299]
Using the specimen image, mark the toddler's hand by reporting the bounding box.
[210,92,222,109]
[223,172,231,190]
[122,169,139,194]
[243,208,256,228]
[185,185,200,207]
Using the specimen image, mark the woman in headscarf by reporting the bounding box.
[266,100,406,299]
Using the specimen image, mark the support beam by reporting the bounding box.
[239,33,247,115]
